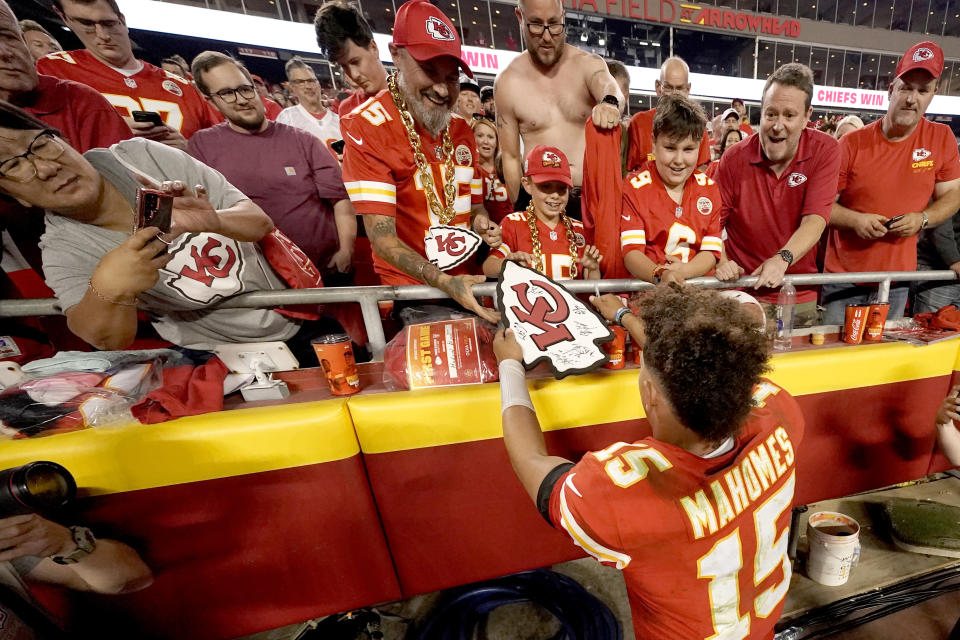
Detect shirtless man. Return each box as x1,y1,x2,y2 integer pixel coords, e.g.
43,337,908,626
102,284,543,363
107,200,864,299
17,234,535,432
495,0,624,217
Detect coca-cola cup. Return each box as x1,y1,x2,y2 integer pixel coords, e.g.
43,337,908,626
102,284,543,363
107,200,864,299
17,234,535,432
842,304,870,345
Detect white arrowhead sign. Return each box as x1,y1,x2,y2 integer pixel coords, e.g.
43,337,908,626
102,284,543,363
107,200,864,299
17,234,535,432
425,225,482,271
496,260,612,379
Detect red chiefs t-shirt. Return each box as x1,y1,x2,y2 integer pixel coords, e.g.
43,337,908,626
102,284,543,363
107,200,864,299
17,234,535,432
717,128,840,303
549,380,804,640
338,90,372,116
22,74,131,152
36,49,221,138
620,160,722,269
825,117,960,273
494,212,587,280
480,167,513,223
626,108,711,173
340,90,483,285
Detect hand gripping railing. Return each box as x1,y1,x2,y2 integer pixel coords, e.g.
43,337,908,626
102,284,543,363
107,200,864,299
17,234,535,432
1,270,956,361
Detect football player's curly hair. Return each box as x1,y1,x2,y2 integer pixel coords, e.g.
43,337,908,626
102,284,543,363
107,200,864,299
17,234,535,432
314,0,374,62
639,284,770,444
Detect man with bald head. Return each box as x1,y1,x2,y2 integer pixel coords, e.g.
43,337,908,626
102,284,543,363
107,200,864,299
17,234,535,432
626,57,710,173
495,0,624,218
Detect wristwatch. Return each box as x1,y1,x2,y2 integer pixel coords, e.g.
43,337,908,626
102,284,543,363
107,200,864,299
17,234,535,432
601,94,619,108
51,526,97,565
920,212,929,230
776,249,794,266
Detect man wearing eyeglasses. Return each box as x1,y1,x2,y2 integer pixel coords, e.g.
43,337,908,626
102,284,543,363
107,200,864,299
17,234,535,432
494,0,624,217
189,52,356,277
276,57,343,159
625,57,711,174
36,0,220,149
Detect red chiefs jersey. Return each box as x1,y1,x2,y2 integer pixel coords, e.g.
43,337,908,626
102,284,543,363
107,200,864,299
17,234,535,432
626,108,711,172
620,160,722,267
494,212,587,280
826,117,960,273
36,49,221,138
340,91,483,285
480,167,513,223
549,379,804,640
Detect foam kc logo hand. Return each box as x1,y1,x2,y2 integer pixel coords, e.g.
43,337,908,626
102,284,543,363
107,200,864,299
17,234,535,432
425,225,482,271
497,260,612,378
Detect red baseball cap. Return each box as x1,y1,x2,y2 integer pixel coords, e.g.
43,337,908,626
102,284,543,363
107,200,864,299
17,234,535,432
524,145,573,187
895,41,944,80
392,0,473,78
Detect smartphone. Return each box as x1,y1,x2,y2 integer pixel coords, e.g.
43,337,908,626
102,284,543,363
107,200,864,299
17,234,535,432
132,110,165,127
884,214,905,228
136,188,173,234
330,139,345,155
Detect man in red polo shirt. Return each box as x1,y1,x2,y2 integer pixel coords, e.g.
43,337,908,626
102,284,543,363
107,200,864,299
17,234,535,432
626,57,711,173
715,63,840,326
822,41,960,323
340,0,499,323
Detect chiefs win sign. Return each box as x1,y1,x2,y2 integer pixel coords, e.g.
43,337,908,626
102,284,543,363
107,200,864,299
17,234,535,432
565,0,802,39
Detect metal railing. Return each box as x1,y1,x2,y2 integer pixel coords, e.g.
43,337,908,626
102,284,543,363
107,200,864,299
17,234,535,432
1,270,956,361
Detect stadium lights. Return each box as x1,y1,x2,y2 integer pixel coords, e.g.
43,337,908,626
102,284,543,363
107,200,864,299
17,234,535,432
581,30,588,42
598,36,605,46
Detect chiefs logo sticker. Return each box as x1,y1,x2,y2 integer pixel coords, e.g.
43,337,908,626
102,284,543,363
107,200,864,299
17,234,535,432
787,172,807,187
425,225,481,270
425,16,454,41
697,196,713,215
455,144,473,166
912,148,931,162
161,79,183,97
573,232,586,248
497,260,612,378
913,47,934,62
163,233,244,303
541,151,562,168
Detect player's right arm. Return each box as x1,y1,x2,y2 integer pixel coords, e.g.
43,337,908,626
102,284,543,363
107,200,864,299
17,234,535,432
494,74,523,204
936,385,960,466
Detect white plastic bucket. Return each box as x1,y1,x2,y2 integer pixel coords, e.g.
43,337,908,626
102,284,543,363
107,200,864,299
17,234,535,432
806,511,861,586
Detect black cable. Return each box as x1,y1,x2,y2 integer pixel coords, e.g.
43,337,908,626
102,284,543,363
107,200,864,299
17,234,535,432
408,569,622,640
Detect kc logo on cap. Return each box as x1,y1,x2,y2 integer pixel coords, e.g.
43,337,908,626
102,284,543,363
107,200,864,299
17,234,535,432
913,47,934,62
426,16,454,40
542,151,562,168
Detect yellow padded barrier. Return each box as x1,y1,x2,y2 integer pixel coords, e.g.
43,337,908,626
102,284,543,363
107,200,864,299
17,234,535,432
350,340,960,454
0,399,356,496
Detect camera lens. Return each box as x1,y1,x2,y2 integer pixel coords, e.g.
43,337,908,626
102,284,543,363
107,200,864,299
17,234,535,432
0,462,76,517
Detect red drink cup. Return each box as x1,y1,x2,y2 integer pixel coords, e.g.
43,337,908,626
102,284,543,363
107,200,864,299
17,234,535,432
863,303,890,341
311,333,361,395
603,326,626,369
842,304,870,345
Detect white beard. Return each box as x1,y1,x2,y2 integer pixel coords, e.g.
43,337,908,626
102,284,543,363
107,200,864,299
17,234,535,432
398,72,452,137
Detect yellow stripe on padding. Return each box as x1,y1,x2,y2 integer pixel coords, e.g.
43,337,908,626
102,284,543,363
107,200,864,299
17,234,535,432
349,368,645,454
0,399,357,495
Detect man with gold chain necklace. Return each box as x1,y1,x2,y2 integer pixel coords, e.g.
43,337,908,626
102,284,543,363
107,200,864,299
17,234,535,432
340,0,500,323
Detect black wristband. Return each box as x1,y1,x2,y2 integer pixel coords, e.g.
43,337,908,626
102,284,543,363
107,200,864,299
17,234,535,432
601,94,619,108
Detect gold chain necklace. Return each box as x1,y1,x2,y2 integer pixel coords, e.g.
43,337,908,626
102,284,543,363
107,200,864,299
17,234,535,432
525,201,580,279
388,72,457,225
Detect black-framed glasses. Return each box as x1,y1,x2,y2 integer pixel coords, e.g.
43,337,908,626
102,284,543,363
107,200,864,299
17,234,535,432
62,14,123,34
0,131,65,183
525,20,565,36
211,84,258,103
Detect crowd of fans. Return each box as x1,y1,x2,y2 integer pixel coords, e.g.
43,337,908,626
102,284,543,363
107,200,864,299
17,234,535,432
0,0,956,359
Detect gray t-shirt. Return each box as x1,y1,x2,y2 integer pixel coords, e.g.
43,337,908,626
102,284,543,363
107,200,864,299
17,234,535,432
40,138,298,350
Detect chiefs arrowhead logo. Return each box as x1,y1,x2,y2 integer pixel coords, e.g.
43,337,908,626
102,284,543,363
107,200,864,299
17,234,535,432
497,260,612,378
541,151,562,168
787,172,807,187
913,47,934,62
425,225,481,271
912,148,931,162
425,16,454,41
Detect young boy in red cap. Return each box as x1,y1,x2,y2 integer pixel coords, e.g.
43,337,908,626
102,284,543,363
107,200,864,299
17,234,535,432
484,145,602,281
620,94,722,285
